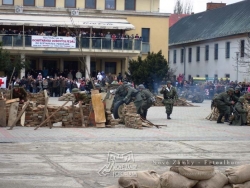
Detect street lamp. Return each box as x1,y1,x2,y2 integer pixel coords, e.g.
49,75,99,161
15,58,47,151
236,52,239,82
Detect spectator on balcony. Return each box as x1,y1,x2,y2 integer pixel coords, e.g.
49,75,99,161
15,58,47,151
105,32,111,48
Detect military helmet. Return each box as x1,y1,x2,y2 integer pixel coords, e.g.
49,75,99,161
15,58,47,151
125,83,132,88
227,88,234,93
71,88,80,94
167,81,171,84
138,84,145,89
239,96,245,103
14,84,19,88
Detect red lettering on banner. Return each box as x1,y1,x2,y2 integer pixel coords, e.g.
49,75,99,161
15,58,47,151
0,79,4,87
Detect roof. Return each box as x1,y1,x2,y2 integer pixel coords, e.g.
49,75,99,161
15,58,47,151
169,0,250,46
169,14,189,27
0,14,135,30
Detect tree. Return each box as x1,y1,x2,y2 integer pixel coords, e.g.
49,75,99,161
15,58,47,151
0,42,30,79
127,51,170,91
174,0,193,14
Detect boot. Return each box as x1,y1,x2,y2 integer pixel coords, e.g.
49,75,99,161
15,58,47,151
167,114,171,119
224,114,229,122
217,114,224,124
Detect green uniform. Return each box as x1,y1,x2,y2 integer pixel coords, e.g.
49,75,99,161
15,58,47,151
12,87,27,103
191,92,204,103
231,101,248,126
214,92,232,123
73,92,90,105
140,89,154,119
113,84,128,105
160,86,178,117
123,87,142,114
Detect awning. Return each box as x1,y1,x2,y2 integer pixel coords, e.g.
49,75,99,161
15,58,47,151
0,14,135,30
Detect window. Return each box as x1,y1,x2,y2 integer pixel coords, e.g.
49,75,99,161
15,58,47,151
141,28,150,43
181,48,184,63
125,0,135,10
240,40,245,57
196,75,200,77
23,0,35,6
214,43,218,60
105,62,116,74
86,0,96,9
188,47,192,63
173,50,177,64
65,0,76,8
3,0,13,5
105,0,116,9
205,45,209,61
205,74,208,79
226,42,230,58
44,0,55,7
196,46,200,62
225,74,230,78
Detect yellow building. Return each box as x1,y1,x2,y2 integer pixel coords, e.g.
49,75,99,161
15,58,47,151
0,0,169,78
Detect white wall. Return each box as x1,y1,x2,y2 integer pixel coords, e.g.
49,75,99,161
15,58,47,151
169,36,250,82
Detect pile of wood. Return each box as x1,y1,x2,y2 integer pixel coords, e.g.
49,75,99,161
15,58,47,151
105,111,120,128
58,93,75,101
206,107,220,121
155,96,195,107
244,103,250,124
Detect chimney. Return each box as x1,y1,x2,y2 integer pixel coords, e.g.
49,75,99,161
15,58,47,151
207,2,226,11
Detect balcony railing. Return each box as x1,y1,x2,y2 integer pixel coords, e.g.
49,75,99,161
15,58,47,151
0,35,148,52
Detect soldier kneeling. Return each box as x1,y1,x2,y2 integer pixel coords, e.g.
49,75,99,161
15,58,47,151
71,88,90,105
230,97,248,126
12,84,27,104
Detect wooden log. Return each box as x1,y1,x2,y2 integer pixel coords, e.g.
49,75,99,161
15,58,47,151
9,101,30,130
20,104,26,126
0,100,6,127
8,102,19,127
6,98,20,104
79,101,86,127
34,101,69,130
91,93,106,124
42,97,49,122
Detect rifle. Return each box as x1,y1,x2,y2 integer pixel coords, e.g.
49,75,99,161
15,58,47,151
231,106,240,120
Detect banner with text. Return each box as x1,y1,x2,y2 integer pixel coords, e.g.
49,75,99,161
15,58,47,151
31,36,76,48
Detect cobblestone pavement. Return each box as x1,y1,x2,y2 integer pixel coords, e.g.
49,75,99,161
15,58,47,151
0,98,250,187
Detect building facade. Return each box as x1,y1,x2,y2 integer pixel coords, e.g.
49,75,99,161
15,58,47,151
169,1,250,82
0,0,169,79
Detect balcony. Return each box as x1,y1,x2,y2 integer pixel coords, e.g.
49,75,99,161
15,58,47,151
0,35,149,55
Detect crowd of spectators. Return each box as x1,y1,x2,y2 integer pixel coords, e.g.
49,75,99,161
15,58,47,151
173,74,250,99
10,69,129,97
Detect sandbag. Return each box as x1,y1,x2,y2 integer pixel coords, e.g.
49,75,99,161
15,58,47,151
225,164,250,184
194,171,228,188
160,171,198,188
170,166,215,180
233,181,250,188
118,170,161,188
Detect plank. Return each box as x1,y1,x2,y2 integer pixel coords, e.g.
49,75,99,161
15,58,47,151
34,101,69,130
96,123,106,128
79,101,86,127
20,105,26,126
91,93,106,124
8,102,19,127
6,98,20,104
0,100,6,127
42,97,49,122
9,101,30,130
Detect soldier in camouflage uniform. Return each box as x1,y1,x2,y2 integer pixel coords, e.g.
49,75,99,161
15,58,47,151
245,93,250,105
12,84,28,104
214,88,235,123
231,96,248,126
138,84,155,120
122,85,143,114
113,82,128,105
71,88,90,105
160,81,178,120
